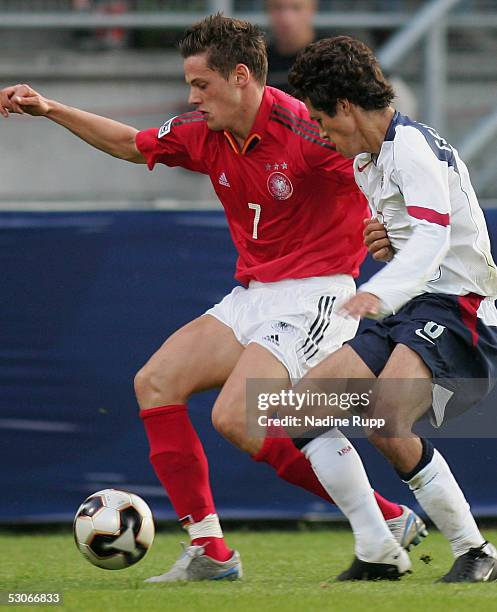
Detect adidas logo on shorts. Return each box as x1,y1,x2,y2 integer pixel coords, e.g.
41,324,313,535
262,334,280,346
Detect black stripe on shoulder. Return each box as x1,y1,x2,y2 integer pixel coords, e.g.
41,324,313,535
271,110,322,140
172,116,208,127
178,110,205,119
270,116,336,151
172,110,206,122
273,103,321,134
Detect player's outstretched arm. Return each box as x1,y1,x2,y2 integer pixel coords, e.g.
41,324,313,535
0,83,145,164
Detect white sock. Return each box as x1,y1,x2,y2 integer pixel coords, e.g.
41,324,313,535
303,429,397,561
406,449,485,557
186,513,224,541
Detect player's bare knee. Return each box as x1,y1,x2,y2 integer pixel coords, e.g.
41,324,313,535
368,431,408,459
366,394,410,436
212,404,246,448
134,359,185,410
211,405,231,436
134,365,159,408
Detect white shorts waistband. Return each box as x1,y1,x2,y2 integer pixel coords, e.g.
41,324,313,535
248,274,355,292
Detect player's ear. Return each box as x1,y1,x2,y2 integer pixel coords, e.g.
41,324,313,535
336,99,351,115
233,64,250,87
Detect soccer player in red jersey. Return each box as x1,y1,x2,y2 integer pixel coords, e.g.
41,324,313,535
0,15,425,582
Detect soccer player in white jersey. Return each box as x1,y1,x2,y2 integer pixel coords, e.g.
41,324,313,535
285,35,497,582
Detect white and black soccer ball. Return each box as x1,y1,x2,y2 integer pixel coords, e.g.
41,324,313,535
74,489,155,570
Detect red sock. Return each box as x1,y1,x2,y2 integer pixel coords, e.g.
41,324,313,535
252,425,402,520
371,492,403,520
140,404,232,561
190,536,232,561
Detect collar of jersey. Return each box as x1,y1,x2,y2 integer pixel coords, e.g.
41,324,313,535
374,110,400,165
383,110,400,143
223,86,274,155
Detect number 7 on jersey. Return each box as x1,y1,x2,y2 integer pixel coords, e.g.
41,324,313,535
248,202,261,239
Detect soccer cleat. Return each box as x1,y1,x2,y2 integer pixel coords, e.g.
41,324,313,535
386,505,428,551
145,543,242,583
337,540,411,581
438,542,497,583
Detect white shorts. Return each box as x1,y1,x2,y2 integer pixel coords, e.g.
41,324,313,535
204,275,359,380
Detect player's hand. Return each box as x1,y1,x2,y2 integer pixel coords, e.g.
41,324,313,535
363,217,394,262
0,84,51,118
339,292,381,319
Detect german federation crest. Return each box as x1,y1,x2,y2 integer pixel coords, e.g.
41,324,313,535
267,172,293,200
271,321,293,333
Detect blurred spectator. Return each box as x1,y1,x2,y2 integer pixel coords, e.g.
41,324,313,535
266,0,317,93
266,0,417,117
97,0,129,50
73,0,129,50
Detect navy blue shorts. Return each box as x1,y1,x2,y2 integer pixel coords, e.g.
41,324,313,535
347,293,497,422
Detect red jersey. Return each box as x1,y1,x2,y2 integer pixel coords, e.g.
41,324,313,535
136,86,368,285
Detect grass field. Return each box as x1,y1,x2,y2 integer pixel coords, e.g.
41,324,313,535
2,528,497,612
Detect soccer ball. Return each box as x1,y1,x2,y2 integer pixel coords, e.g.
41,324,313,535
73,489,155,570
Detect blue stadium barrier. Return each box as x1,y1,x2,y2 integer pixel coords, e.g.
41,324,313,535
1,209,496,523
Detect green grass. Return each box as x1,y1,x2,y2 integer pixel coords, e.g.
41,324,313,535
1,528,497,611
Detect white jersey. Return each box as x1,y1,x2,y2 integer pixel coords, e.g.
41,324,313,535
355,111,497,320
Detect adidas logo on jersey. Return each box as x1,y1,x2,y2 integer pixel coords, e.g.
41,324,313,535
219,172,230,187
262,334,280,346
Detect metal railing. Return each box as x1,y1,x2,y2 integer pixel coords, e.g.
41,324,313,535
375,0,497,195
2,9,497,28
377,0,462,136
1,0,496,195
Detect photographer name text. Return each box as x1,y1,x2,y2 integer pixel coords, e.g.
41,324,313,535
257,415,385,429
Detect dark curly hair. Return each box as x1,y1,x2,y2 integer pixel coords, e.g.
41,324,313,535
179,13,268,86
288,36,394,116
